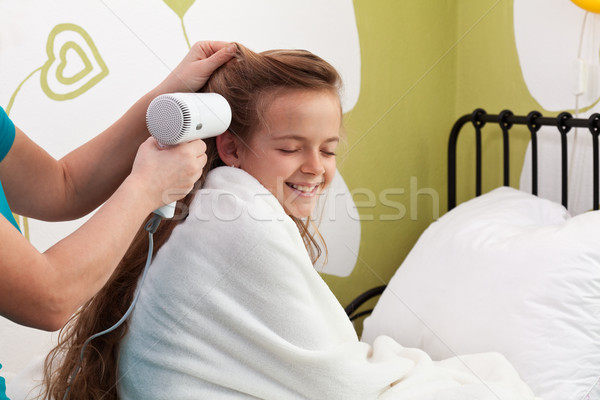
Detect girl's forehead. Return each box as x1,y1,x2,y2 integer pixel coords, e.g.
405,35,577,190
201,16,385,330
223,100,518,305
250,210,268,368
245,89,341,143
262,90,340,122
259,88,339,113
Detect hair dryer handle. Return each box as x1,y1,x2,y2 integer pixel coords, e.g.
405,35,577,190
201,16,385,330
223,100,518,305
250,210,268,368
154,202,176,219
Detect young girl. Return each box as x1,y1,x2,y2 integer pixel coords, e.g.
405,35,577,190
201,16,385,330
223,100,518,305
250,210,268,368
42,44,538,400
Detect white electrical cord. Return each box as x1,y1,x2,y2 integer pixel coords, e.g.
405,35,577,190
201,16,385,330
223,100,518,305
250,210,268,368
62,214,162,400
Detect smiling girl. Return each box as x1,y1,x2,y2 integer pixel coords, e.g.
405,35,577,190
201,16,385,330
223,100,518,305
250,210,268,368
42,43,345,400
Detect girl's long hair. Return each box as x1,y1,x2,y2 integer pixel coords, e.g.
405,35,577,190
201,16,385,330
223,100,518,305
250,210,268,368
41,43,342,400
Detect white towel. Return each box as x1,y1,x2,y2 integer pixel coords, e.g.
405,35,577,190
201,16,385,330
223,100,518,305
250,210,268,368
118,166,539,400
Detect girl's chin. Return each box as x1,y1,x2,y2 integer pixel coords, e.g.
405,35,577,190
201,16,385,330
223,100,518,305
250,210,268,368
279,189,322,218
285,204,317,219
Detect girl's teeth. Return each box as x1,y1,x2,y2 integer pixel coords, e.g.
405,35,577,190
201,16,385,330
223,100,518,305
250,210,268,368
290,184,313,192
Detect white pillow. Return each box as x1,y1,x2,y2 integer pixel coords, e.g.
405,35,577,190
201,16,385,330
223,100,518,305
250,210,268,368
362,187,600,400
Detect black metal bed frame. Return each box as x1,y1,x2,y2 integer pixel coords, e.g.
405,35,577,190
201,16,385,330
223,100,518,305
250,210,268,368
346,108,600,322
448,109,600,211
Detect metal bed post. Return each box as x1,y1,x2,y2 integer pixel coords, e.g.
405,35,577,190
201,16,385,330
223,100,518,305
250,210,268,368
526,111,542,196
473,109,486,197
499,110,514,187
556,112,572,208
447,114,472,211
588,113,600,211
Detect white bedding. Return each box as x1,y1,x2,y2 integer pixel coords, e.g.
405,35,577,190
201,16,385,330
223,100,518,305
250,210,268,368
117,167,539,399
363,187,600,400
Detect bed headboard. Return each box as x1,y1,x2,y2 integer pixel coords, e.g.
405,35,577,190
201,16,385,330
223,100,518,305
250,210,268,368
348,109,600,322
447,109,600,211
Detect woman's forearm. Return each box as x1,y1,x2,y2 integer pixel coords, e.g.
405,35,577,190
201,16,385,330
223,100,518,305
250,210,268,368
3,41,234,220
3,176,155,331
1,132,207,330
1,90,159,221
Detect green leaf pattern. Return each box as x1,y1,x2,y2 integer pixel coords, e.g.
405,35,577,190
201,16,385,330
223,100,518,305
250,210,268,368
163,0,196,49
163,0,195,19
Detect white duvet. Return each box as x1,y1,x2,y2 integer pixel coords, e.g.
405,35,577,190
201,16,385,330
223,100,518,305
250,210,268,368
117,166,539,400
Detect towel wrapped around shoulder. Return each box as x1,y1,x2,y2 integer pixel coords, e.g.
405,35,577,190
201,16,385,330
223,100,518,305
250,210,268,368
118,166,539,400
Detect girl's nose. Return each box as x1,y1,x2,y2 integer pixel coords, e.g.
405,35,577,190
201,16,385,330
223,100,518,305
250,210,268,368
301,150,325,175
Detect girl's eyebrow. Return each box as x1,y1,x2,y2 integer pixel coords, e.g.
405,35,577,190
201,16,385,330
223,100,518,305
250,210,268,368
272,134,340,143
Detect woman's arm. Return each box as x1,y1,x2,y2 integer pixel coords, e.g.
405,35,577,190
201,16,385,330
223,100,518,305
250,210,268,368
0,136,207,331
0,42,235,331
0,41,235,220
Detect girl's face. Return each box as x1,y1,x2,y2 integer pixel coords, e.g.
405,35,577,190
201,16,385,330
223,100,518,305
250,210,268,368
239,89,341,218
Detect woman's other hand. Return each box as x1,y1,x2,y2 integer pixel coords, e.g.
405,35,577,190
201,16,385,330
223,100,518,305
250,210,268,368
156,41,237,94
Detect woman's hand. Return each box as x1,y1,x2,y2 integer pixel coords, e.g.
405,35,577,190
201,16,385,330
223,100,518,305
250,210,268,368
156,41,237,94
127,137,208,211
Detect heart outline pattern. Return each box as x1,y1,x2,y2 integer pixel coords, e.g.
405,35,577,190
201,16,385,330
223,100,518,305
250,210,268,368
41,23,109,101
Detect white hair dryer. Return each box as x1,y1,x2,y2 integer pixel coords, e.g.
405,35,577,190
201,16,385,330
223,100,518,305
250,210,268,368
146,92,232,217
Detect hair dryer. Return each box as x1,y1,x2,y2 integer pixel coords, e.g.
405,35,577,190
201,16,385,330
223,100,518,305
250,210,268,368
146,92,232,217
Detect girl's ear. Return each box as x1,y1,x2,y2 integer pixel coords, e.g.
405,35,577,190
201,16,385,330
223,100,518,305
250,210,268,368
216,131,241,167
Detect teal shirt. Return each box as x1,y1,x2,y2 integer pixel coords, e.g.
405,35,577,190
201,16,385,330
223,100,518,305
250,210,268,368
0,106,19,231
0,106,16,400
0,363,8,400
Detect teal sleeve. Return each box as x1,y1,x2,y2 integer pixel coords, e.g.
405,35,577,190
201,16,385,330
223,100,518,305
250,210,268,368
0,363,10,400
0,106,15,163
0,181,19,231
0,107,19,231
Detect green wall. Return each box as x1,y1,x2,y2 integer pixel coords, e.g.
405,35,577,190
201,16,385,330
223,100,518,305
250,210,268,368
455,0,542,204
324,0,540,317
325,1,459,308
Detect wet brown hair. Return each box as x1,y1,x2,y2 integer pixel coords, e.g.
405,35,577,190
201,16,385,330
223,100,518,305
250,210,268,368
41,43,342,399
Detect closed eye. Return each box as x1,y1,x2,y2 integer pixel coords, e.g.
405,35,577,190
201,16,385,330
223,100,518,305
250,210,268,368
278,149,298,154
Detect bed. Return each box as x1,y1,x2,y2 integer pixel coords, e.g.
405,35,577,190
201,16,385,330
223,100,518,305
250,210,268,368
353,109,600,400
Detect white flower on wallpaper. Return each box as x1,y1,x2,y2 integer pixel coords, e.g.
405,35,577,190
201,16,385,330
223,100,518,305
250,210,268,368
514,0,600,214
155,0,363,276
177,0,361,113
105,0,362,277
0,0,362,277
514,0,600,111
0,1,361,393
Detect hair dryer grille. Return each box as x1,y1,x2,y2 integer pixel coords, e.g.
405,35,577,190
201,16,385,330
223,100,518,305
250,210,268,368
146,92,231,146
146,96,190,145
